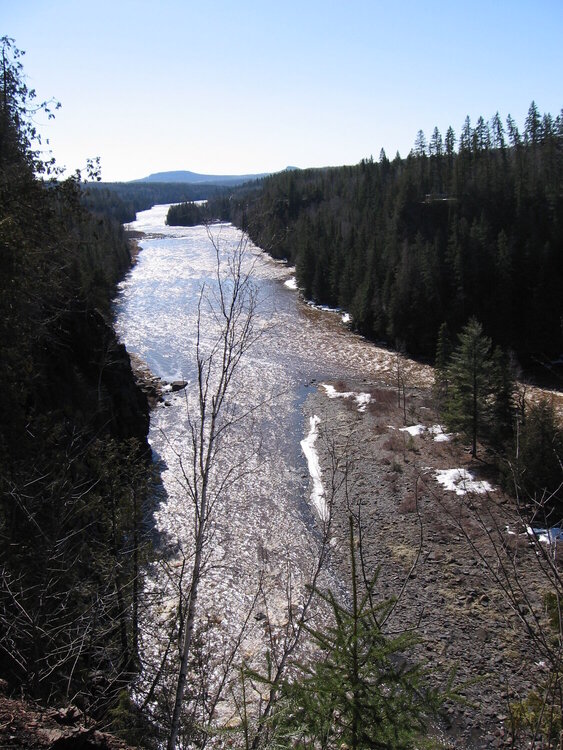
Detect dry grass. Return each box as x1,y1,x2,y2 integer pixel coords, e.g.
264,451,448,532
382,432,405,454
367,387,397,416
399,491,418,514
388,542,418,570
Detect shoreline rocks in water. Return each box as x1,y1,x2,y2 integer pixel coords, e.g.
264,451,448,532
128,353,165,408
128,353,188,408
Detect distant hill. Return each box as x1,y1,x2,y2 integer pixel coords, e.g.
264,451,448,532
134,170,269,185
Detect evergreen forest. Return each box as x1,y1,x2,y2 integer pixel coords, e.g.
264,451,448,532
83,181,226,223
0,37,152,718
175,104,563,369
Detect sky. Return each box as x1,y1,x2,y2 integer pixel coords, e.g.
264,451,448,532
3,0,562,182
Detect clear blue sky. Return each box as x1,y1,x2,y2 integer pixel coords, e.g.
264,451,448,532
3,0,562,181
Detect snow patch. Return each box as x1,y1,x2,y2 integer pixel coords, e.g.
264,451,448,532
398,423,452,441
429,424,453,442
400,424,425,437
300,415,329,521
435,468,495,496
526,526,563,545
506,524,563,547
306,300,352,325
284,276,298,290
321,383,372,412
433,432,452,442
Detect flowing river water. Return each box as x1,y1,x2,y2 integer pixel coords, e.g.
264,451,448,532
113,204,434,728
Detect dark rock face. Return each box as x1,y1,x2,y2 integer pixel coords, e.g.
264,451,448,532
47,306,151,454
87,311,150,446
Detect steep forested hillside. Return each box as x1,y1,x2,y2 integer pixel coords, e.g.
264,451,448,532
82,180,229,223
0,37,151,717
190,104,563,365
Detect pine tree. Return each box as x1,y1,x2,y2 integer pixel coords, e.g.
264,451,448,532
269,518,441,749
445,318,495,457
489,347,515,450
516,399,563,520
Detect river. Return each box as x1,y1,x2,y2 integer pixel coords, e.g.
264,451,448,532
113,204,433,733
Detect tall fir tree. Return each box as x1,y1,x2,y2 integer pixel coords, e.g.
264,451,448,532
269,517,441,750
445,318,495,457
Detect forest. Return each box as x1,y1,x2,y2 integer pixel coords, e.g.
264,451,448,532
0,37,152,722
82,180,227,223
171,103,563,370
2,31,563,749
168,103,563,542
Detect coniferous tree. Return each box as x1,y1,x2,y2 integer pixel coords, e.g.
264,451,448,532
200,103,563,365
445,318,495,457
0,37,151,715
516,399,563,521
269,518,441,750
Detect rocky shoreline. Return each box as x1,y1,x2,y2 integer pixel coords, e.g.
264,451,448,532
128,352,188,409
302,379,555,750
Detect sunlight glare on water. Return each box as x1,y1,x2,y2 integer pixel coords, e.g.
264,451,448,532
113,204,433,713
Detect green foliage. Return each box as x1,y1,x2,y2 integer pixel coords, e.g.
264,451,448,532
445,319,489,453
267,519,442,749
515,398,563,520
433,321,452,405
0,36,60,174
204,105,563,363
166,200,209,226
443,318,515,456
509,688,562,746
507,591,563,745
83,181,224,223
0,37,152,715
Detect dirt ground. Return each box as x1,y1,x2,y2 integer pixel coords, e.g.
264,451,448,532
0,686,136,749
304,378,560,750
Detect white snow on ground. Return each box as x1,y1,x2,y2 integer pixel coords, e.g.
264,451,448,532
306,299,353,325
400,424,425,437
506,524,563,547
399,423,453,441
526,526,563,545
428,424,453,442
284,276,298,290
300,415,329,521
321,383,372,412
433,432,452,442
435,468,495,496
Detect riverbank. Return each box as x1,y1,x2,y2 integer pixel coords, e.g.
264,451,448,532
303,378,554,750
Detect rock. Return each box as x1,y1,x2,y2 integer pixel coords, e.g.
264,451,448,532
48,704,84,725
170,380,188,392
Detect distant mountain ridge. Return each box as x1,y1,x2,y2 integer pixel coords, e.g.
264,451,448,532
134,170,270,185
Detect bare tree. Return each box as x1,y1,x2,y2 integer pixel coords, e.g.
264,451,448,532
167,229,262,750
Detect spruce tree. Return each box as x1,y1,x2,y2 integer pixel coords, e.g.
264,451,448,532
445,318,495,457
269,518,440,749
